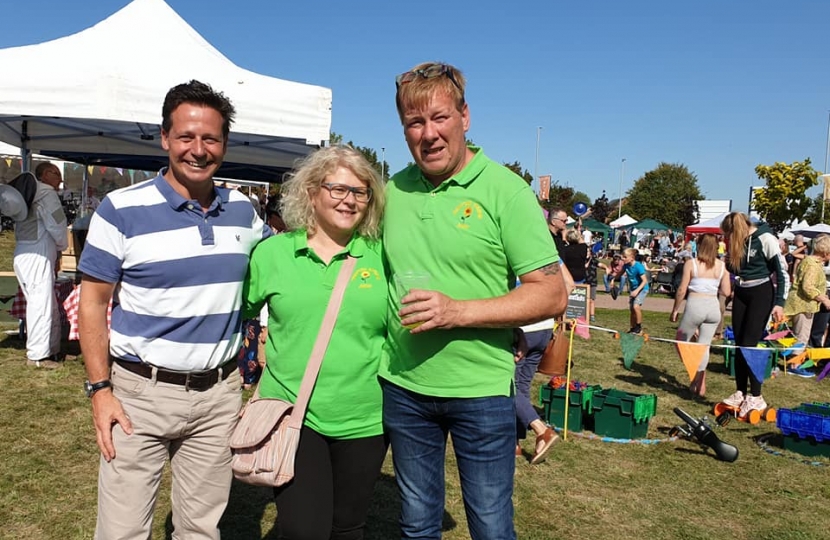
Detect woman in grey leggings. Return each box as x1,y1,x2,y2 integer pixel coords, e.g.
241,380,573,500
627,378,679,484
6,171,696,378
670,234,732,396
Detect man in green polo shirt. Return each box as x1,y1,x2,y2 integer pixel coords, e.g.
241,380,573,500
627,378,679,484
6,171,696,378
381,61,568,540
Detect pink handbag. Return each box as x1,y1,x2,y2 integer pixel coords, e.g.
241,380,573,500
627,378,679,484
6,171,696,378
230,256,356,487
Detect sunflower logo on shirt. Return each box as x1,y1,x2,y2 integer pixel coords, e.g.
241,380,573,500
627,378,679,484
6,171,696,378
351,267,381,289
453,201,483,229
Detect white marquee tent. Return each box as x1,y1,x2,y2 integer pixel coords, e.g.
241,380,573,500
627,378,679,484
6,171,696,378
0,0,332,182
609,214,637,228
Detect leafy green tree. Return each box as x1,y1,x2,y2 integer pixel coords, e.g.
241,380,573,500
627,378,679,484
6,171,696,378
622,162,704,228
802,193,829,225
752,159,819,232
502,161,533,185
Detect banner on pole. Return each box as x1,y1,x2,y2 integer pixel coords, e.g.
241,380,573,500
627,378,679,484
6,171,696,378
539,175,551,200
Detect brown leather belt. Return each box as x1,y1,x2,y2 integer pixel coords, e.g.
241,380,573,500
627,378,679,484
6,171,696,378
113,358,235,391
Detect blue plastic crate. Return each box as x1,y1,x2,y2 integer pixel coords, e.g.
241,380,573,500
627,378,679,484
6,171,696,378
777,404,830,443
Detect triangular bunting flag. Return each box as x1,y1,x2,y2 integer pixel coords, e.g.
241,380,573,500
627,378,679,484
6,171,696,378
801,359,815,370
786,350,808,366
115,168,123,175
676,342,708,382
574,317,590,340
87,165,94,175
808,348,830,361
776,337,797,348
740,347,771,383
620,333,644,370
4,158,10,167
765,329,790,341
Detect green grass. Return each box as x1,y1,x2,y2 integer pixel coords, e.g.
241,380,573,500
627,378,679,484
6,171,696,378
2,306,830,539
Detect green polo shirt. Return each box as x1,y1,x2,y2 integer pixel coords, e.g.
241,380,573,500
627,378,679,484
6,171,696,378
380,147,558,398
242,231,386,439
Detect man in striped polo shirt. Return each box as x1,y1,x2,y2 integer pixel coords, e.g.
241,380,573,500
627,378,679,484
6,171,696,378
78,80,271,539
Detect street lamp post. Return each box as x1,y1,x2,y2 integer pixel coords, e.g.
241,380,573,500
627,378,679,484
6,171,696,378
822,112,830,222
618,158,626,218
380,147,385,182
534,127,542,196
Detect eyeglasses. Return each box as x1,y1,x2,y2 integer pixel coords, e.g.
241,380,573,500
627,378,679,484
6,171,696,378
321,183,372,203
395,63,463,94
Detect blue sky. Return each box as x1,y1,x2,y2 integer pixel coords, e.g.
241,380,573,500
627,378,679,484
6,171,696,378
3,0,829,212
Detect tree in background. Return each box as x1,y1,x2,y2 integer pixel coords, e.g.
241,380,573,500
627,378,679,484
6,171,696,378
803,193,830,225
591,191,613,223
329,132,388,179
752,159,819,232
622,162,704,229
502,161,534,185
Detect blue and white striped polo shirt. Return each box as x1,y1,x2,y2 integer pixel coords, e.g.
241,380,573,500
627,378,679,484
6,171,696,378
79,171,271,371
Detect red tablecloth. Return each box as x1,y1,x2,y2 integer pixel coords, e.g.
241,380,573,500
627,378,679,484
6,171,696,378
8,277,74,324
62,283,112,341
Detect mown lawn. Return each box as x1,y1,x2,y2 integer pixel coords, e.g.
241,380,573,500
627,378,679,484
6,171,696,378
1,303,829,539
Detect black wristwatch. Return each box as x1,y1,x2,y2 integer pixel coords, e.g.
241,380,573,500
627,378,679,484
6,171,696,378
84,379,112,398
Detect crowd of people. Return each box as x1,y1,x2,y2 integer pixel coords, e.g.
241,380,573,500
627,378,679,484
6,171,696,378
3,60,825,539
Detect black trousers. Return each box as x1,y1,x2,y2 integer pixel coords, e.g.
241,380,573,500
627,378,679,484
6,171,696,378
731,281,773,396
810,297,830,347
274,426,388,540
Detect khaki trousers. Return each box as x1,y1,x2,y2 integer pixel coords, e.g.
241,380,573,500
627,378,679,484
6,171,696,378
95,362,242,540
792,312,814,346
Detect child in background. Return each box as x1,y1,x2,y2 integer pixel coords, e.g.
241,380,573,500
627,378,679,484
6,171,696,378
621,248,650,334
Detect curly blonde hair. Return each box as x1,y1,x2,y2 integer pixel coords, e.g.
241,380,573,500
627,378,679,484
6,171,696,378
280,146,385,240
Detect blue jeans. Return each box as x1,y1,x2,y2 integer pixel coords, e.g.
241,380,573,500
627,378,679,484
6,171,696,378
381,380,517,540
514,328,552,439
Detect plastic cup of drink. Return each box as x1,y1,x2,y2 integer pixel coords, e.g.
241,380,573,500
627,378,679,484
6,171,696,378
393,271,431,328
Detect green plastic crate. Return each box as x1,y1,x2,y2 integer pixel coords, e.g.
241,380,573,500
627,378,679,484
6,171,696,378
539,384,601,432
591,388,657,439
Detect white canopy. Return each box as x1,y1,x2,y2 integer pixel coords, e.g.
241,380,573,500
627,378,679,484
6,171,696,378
609,214,637,228
0,0,332,181
791,223,830,239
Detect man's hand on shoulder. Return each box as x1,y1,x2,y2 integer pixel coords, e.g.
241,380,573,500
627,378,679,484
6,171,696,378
91,390,133,462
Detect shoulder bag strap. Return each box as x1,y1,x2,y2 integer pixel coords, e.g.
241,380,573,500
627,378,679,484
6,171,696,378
286,255,357,428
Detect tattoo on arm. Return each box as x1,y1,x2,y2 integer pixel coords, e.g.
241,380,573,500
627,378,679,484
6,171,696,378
539,263,560,276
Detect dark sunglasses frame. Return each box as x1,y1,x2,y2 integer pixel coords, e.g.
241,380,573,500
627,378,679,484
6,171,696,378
395,63,463,95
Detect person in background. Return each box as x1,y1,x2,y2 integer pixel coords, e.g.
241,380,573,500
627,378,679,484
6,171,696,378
791,234,808,276
605,253,624,294
618,230,629,250
783,234,830,345
719,212,785,416
547,206,568,255
13,162,68,369
78,80,269,539
514,313,558,464
382,61,568,539
780,238,795,281
562,228,589,284
670,234,731,396
243,146,388,539
618,247,649,334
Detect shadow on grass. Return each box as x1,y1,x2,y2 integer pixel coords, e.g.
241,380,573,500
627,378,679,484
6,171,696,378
162,472,456,539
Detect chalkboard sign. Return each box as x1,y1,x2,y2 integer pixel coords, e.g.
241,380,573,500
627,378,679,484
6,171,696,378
565,284,590,320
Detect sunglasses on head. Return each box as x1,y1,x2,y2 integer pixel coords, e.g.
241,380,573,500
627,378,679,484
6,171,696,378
395,63,463,95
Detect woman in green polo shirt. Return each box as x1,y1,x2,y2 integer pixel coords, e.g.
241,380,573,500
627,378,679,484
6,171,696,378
242,146,387,539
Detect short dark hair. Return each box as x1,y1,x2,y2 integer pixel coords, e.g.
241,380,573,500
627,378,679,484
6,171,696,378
161,80,236,138
34,162,55,180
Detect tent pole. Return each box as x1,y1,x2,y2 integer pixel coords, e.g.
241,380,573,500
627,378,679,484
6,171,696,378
20,121,31,173
81,160,89,218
